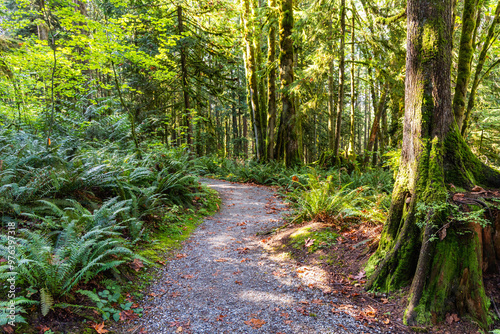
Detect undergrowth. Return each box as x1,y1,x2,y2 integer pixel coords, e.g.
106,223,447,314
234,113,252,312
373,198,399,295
0,128,218,331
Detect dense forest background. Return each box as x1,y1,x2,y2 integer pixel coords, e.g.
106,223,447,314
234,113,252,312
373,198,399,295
0,0,498,165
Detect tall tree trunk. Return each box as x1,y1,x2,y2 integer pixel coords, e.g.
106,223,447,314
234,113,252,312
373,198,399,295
267,0,277,161
242,0,263,160
365,0,500,328
348,3,356,157
363,81,388,165
328,60,335,150
333,0,345,158
276,0,299,166
177,6,192,147
452,0,480,130
462,0,500,135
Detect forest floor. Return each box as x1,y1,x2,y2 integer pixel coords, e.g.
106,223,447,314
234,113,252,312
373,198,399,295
116,179,486,334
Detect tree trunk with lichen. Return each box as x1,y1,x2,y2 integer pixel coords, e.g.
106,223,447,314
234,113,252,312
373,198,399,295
275,0,299,166
452,0,480,130
242,0,264,160
365,0,500,329
267,0,277,161
333,0,345,158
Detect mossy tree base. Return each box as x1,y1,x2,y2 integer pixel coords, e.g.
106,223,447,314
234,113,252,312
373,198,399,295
365,0,500,329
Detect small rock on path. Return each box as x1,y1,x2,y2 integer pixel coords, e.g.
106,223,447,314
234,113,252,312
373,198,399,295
136,179,383,334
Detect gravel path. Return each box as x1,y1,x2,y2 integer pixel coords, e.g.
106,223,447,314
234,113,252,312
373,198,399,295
138,179,382,334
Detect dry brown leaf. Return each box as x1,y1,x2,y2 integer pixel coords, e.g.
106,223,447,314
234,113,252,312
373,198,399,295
446,313,460,325
176,253,187,259
439,223,450,240
2,325,14,334
92,322,109,334
176,326,183,332
304,238,315,248
244,318,266,329
129,258,144,272
215,259,228,262
181,274,194,279
471,186,486,193
235,280,243,285
353,270,366,280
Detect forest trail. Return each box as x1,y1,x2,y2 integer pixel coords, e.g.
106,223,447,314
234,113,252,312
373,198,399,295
131,179,386,334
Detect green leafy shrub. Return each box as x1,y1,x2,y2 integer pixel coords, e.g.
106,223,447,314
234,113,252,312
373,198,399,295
0,224,134,315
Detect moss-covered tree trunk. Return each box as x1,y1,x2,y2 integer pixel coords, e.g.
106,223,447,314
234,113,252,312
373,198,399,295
365,0,500,328
267,0,277,161
348,2,356,157
452,0,480,130
242,0,263,160
462,0,500,135
333,0,345,158
363,80,388,165
177,6,192,147
275,0,299,166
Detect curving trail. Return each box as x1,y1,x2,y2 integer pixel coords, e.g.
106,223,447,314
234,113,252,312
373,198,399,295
130,179,385,334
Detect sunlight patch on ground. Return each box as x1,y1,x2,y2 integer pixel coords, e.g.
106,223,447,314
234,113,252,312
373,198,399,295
238,289,295,305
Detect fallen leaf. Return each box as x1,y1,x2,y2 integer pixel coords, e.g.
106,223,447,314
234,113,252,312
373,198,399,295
92,322,109,334
299,300,310,305
129,258,144,272
2,325,14,334
284,320,293,325
244,318,266,329
241,258,250,262
176,253,187,259
39,325,51,333
312,299,323,305
235,280,243,285
304,238,315,248
446,313,460,325
439,223,450,241
471,185,486,193
353,270,366,280
181,274,194,279
383,318,390,324
215,259,228,262
176,326,183,332
216,314,226,321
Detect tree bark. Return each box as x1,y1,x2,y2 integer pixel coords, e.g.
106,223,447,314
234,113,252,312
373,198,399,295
242,0,263,160
348,2,356,157
363,81,388,165
452,0,480,130
177,6,192,147
365,0,500,328
275,0,299,166
267,0,277,161
462,0,500,135
333,0,345,158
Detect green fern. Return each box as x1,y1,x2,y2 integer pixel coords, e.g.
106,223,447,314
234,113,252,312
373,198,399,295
40,288,53,316
0,297,38,326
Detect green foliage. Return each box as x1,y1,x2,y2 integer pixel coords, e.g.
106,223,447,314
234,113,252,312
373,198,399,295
0,223,134,309
0,297,38,326
290,227,339,253
290,172,389,225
